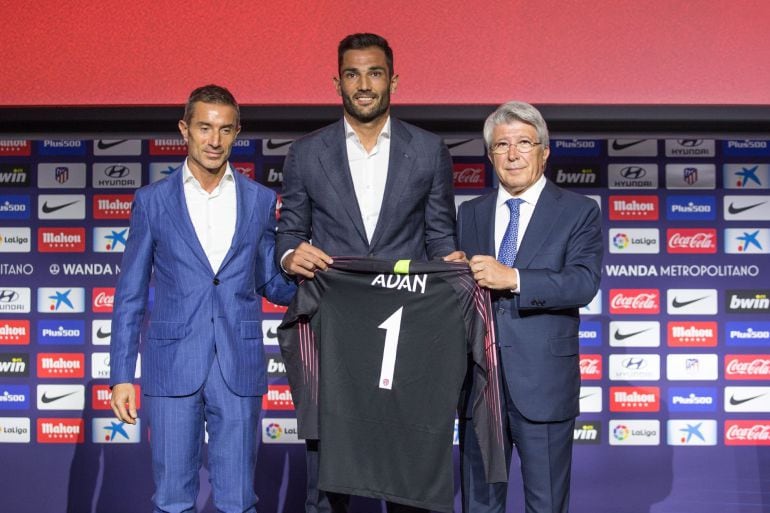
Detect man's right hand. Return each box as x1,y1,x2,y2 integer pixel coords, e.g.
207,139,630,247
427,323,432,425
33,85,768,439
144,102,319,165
282,242,333,279
110,383,138,424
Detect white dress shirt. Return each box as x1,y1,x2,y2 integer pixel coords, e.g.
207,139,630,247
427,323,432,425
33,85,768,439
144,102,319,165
494,175,547,293
344,116,391,242
182,160,237,273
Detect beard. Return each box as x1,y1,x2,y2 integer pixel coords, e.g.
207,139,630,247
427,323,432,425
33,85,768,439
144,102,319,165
341,89,391,124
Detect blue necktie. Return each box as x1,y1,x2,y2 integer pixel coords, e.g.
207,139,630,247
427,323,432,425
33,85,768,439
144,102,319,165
498,198,523,267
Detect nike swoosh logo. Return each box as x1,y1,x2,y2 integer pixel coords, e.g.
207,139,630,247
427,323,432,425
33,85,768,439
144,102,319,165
728,202,767,215
671,296,708,308
265,140,292,150
729,393,766,406
613,328,651,340
41,391,78,403
97,139,128,150
41,200,79,213
611,140,647,151
579,394,594,400
446,139,475,149
96,327,111,338
267,327,277,339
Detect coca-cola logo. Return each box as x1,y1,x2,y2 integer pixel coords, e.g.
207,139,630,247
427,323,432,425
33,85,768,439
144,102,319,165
92,288,115,313
610,290,660,314
579,355,601,379
667,229,717,254
725,422,770,445
452,164,485,188
725,356,770,379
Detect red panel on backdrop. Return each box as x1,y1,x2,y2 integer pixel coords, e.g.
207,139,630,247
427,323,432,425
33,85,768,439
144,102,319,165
1,1,769,106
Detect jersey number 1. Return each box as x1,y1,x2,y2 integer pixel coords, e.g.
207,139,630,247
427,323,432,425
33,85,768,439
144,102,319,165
378,307,403,390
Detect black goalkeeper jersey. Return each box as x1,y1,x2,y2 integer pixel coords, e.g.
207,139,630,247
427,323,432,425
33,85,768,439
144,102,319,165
278,258,506,512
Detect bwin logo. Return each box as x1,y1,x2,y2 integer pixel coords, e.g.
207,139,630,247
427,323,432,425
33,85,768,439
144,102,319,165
621,166,647,179
0,290,19,303
104,165,130,178
678,139,703,147
623,357,647,370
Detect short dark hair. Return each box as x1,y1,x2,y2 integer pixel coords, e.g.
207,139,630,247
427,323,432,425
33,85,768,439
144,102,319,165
183,84,240,125
338,33,394,76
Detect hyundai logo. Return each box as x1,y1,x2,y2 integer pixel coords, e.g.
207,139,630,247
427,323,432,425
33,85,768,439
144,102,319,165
0,290,19,302
620,166,647,179
104,165,130,178
678,139,703,147
622,357,647,370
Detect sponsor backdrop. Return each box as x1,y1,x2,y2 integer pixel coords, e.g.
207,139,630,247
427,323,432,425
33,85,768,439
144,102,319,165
0,136,769,513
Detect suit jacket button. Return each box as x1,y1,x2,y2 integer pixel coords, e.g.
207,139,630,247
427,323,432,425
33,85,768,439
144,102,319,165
213,278,220,286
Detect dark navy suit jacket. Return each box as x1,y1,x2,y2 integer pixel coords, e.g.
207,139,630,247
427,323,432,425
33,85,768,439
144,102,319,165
458,180,602,422
276,118,457,260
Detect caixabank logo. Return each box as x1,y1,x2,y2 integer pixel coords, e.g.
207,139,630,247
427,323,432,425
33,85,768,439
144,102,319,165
37,287,85,313
92,418,141,443
724,228,770,254
667,420,717,446
0,353,29,377
723,163,769,189
726,290,770,313
92,227,129,253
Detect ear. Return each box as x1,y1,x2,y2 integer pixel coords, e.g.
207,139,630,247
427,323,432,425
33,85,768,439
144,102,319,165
390,73,399,94
333,76,342,96
178,120,189,144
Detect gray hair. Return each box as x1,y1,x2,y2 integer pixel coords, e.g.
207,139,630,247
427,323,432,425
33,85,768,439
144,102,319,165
483,101,549,149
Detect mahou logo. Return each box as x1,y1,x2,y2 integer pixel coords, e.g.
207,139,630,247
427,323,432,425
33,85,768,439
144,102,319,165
233,162,255,180
579,354,602,380
666,228,717,254
92,384,141,410
149,138,187,155
610,289,660,314
724,421,770,446
725,355,770,380
668,322,718,347
262,385,295,410
92,288,115,313
37,418,84,443
37,353,85,378
0,320,30,345
608,195,659,220
452,164,485,188
93,194,133,219
38,227,86,252
0,140,31,156
262,297,287,314
610,386,660,412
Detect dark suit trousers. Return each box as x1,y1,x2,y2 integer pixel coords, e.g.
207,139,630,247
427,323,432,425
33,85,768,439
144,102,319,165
461,371,575,513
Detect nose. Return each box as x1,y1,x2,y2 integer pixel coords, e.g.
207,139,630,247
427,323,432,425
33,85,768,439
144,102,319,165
506,145,520,160
209,130,221,147
358,74,371,91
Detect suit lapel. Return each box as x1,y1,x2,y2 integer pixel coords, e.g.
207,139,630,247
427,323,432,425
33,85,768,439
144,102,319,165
514,181,564,268
368,118,414,250
318,121,368,245
162,167,213,274
216,170,253,273
473,193,498,256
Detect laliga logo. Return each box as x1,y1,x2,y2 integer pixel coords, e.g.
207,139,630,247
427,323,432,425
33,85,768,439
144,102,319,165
612,233,629,249
612,424,630,441
265,423,282,439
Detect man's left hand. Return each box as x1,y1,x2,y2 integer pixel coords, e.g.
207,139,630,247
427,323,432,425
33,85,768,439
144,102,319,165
443,250,467,263
469,255,517,290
